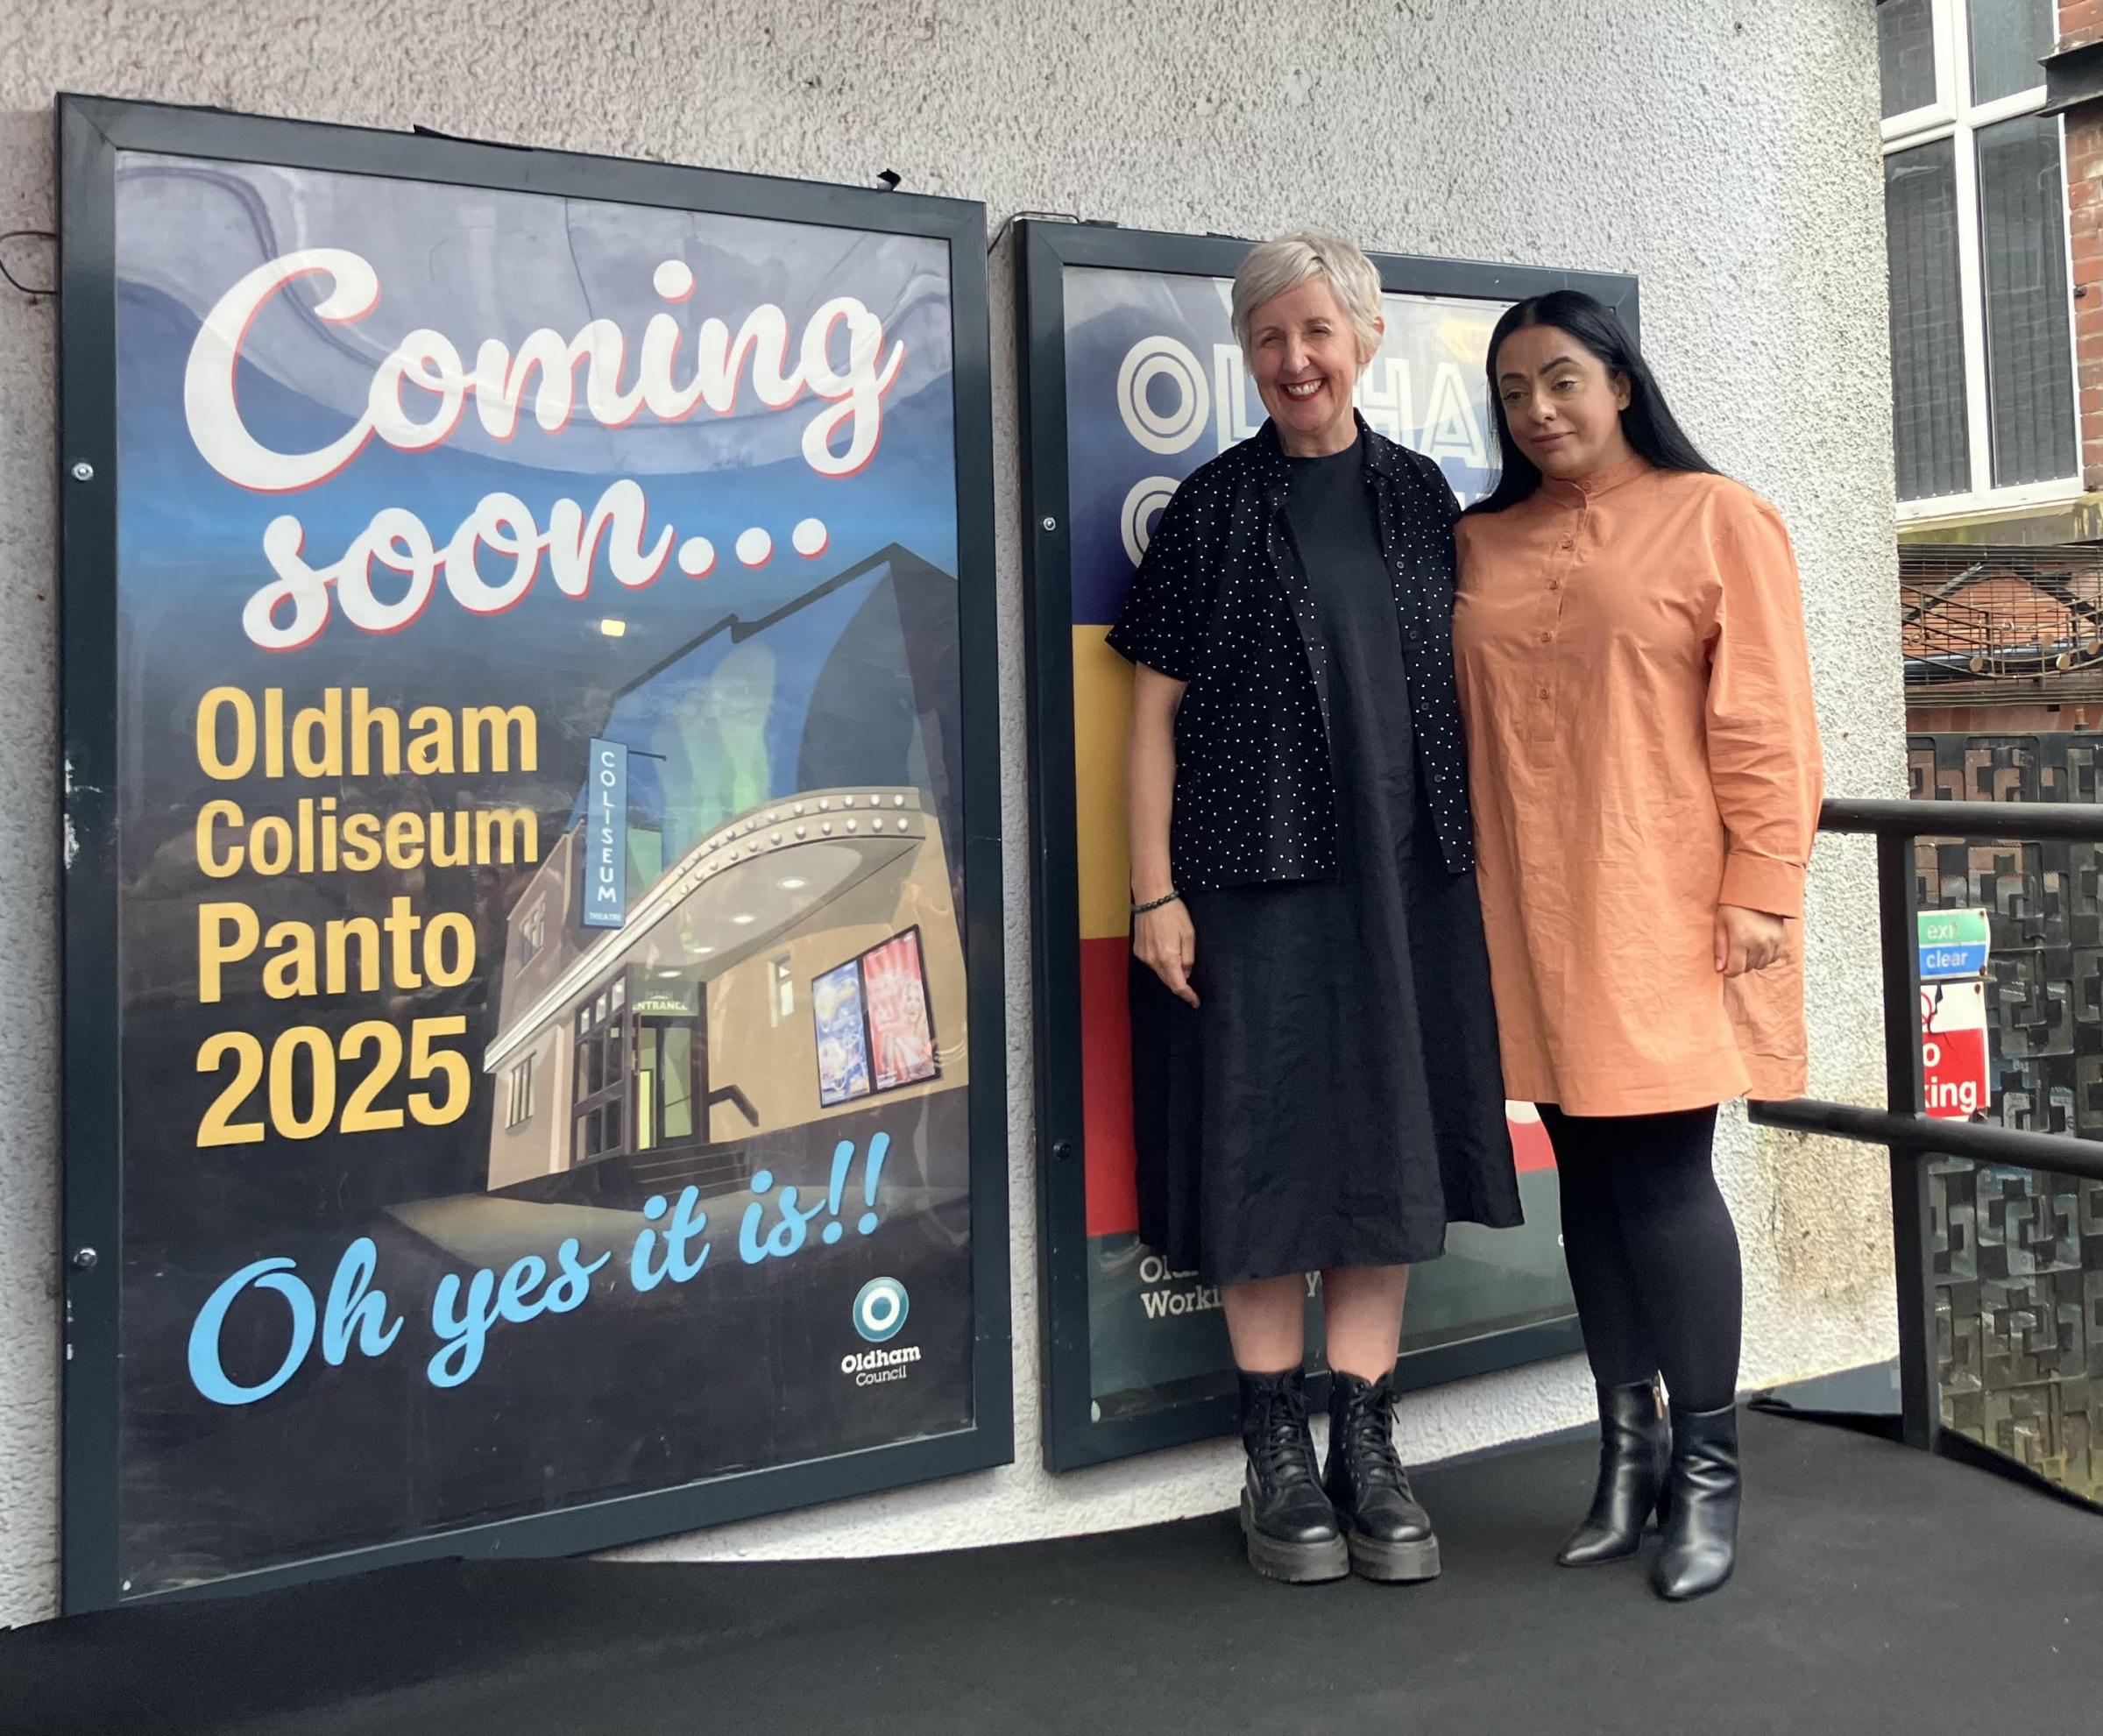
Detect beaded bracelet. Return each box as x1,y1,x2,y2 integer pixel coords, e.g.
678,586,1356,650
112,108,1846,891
1130,890,1182,916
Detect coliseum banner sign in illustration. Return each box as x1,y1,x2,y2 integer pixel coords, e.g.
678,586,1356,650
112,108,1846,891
58,98,1007,1605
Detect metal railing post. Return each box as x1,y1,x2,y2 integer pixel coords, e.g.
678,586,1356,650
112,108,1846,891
1877,833,1938,1453
1750,798,2103,1468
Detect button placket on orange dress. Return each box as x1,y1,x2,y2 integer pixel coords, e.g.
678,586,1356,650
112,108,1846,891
1453,457,1823,1117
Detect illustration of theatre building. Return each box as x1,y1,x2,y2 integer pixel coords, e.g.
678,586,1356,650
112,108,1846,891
479,544,970,1203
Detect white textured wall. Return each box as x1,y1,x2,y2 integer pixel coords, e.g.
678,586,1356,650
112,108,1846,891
0,0,1899,1623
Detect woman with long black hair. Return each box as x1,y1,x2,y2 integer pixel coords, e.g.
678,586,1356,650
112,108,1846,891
1452,290,1822,1601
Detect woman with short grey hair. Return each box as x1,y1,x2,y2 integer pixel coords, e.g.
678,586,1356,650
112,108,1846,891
1110,230,1520,1584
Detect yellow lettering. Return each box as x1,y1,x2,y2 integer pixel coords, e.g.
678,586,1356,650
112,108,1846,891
250,816,294,875
384,811,426,868
424,912,476,987
196,800,244,877
291,689,343,778
385,896,423,988
476,807,540,866
263,688,285,779
262,920,316,999
407,706,453,776
195,688,255,781
340,814,382,872
349,687,400,777
326,917,382,995
428,811,469,869
461,705,536,774
198,902,260,1004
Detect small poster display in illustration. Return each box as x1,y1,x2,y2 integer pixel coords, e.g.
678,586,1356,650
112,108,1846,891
814,959,874,1108
865,930,939,1091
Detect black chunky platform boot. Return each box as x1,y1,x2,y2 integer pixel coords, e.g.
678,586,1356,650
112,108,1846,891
1322,1370,1441,1582
1236,1368,1349,1584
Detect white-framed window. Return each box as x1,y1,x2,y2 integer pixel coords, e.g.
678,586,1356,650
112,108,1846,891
518,897,545,966
1880,0,2078,517
506,1053,536,1129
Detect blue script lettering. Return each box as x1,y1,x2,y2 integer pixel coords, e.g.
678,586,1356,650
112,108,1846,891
739,1170,831,1266
188,1257,317,1407
630,1188,711,1291
428,1241,612,1387
543,1236,606,1314
322,1236,402,1365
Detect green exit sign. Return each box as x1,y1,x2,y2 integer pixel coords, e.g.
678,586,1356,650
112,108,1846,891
1917,910,1989,949
1918,908,1991,981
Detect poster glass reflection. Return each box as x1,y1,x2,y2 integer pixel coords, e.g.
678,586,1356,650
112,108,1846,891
1020,222,1639,1468
58,97,1007,1605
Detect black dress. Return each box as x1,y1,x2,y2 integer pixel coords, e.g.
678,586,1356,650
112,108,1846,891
1133,439,1520,1286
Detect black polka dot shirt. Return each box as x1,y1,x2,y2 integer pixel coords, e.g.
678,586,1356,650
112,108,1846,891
1106,414,1476,893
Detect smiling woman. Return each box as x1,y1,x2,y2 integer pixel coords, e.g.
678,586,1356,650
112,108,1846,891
1229,237,1384,457
1453,288,1823,1604
1106,230,1520,1588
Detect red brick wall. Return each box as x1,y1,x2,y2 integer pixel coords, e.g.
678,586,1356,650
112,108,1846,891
1908,701,2103,732
2065,1,2103,486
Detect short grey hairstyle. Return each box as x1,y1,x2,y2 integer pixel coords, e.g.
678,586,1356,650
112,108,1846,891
1230,230,1384,365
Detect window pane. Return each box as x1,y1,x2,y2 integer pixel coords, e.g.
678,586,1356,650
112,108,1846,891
1880,0,1938,117
1978,115,2077,486
662,1027,694,1141
1968,0,2053,105
1886,139,1972,500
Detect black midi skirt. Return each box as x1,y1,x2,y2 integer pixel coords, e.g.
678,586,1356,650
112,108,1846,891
1127,446,1520,1287
1130,853,1522,1286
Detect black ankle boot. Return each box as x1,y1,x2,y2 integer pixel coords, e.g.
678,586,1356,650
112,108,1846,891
1653,1402,1739,1601
1322,1371,1441,1582
1558,1381,1670,1567
1236,1368,1348,1584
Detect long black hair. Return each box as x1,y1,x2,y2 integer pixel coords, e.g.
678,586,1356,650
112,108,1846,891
1466,289,1717,515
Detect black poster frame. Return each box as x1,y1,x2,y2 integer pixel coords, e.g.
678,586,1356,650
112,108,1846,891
57,94,1010,1611
1017,219,1635,1472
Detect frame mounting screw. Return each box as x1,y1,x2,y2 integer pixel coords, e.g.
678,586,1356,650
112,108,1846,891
70,1247,97,1271
70,462,94,483
1041,516,1057,532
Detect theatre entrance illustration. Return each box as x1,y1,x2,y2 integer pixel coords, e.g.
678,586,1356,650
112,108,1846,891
483,543,969,1211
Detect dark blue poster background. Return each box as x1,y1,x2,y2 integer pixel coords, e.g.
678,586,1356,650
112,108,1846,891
110,152,981,1594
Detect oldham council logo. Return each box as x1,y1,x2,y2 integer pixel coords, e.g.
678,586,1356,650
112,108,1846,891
852,1277,910,1343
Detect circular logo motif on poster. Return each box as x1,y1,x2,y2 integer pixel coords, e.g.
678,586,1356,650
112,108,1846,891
853,1277,910,1343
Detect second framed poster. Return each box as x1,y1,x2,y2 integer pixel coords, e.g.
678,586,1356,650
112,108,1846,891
1019,220,1638,1470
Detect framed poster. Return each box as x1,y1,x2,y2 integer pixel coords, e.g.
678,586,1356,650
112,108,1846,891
57,96,1009,1609
812,959,874,1109
863,931,939,1092
1018,219,1638,1470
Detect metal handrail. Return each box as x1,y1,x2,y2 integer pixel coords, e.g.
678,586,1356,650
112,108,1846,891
1745,794,2103,1454
1751,1098,2103,1184
1813,795,2103,844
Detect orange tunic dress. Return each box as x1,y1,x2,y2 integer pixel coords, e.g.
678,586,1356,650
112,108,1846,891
1452,457,1823,1116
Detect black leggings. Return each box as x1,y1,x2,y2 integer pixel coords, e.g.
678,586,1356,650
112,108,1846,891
1539,1104,1741,1414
